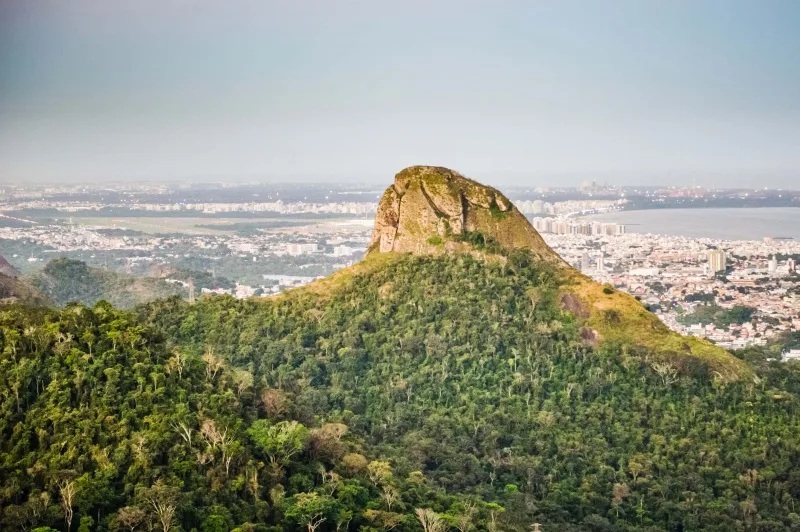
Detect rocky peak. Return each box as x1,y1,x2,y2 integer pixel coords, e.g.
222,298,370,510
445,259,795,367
369,166,564,263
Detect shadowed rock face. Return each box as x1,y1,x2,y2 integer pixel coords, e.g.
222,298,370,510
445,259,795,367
0,255,18,277
370,166,565,264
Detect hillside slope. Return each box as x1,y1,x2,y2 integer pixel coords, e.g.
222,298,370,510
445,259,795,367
0,272,52,306
134,251,798,530
28,257,185,308
0,255,18,277
3,253,796,531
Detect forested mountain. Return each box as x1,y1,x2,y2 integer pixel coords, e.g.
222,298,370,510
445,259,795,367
0,272,52,307
28,258,186,309
368,166,747,380
0,255,50,306
1,167,800,531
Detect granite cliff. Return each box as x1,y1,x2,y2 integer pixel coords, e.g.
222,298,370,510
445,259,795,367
369,166,565,264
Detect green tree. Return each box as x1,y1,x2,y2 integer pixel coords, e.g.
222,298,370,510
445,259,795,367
247,420,309,466
285,493,336,532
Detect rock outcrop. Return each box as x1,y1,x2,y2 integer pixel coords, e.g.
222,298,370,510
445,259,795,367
363,166,750,380
369,166,565,264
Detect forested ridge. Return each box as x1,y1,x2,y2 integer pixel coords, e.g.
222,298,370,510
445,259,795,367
0,273,52,307
2,252,800,531
29,258,185,309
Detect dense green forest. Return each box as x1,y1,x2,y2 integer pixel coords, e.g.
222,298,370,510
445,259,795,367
2,251,800,531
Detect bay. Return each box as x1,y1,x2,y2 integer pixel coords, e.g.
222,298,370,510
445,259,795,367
586,207,800,240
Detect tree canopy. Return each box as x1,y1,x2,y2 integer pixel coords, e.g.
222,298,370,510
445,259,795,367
2,252,800,531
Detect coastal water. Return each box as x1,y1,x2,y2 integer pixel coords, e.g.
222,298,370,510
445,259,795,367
586,207,800,240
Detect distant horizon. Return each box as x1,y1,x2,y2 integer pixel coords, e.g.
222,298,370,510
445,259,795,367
2,170,799,191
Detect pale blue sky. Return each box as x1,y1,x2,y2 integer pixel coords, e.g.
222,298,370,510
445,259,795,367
1,0,798,186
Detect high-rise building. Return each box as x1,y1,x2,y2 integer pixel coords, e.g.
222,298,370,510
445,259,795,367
596,254,605,272
768,255,778,274
707,250,726,273
581,252,591,272
788,258,797,273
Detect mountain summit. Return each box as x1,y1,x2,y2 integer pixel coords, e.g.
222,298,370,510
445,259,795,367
369,166,564,264
362,166,749,380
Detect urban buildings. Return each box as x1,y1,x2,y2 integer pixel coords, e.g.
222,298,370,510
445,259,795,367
708,250,726,273
782,349,800,362
532,218,626,236
544,231,800,351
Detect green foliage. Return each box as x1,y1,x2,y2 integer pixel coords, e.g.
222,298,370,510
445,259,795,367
284,492,337,530
679,303,756,327
2,252,800,531
166,267,235,291
77,515,94,532
452,231,505,255
248,420,309,465
778,331,800,351
488,201,511,221
684,292,715,303
0,294,493,532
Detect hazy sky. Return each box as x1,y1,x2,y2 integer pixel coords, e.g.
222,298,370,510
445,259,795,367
1,1,798,186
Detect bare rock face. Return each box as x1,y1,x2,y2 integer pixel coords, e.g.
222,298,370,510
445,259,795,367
369,166,565,264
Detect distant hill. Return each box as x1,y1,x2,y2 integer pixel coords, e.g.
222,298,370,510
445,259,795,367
0,255,18,277
0,272,52,306
150,263,236,291
28,257,186,308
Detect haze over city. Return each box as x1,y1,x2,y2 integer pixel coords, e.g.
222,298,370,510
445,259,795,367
1,0,799,186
